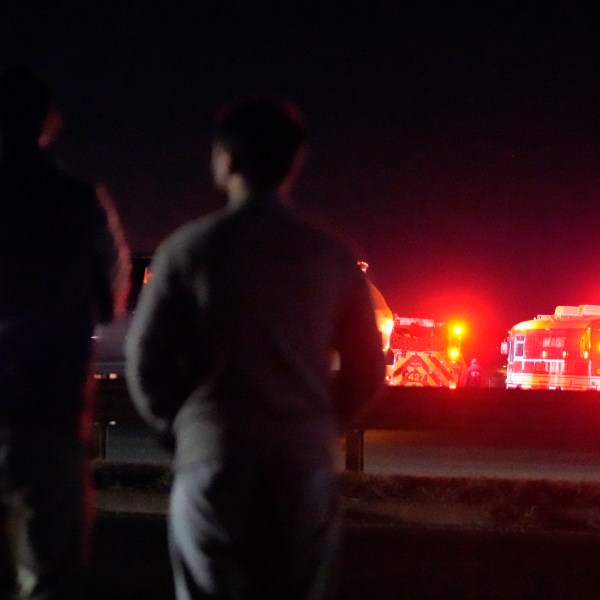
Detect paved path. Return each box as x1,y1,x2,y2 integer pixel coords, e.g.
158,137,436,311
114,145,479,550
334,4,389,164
105,423,600,482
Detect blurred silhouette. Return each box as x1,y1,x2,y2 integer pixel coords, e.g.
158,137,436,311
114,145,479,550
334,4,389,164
126,99,385,599
463,358,483,387
0,66,129,599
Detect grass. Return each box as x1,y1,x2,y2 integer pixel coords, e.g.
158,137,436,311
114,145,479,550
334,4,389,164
92,461,600,532
338,471,600,506
339,471,600,531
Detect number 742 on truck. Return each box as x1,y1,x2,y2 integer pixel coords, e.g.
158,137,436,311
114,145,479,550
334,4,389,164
386,317,467,388
359,261,467,388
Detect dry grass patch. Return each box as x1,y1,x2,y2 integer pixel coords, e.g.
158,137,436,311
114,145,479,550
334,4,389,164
339,472,600,532
92,463,600,532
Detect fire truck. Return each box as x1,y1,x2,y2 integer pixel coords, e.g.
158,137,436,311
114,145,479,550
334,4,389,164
502,304,600,390
386,316,467,388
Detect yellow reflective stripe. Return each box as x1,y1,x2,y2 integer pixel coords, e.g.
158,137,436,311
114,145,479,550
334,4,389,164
392,353,453,386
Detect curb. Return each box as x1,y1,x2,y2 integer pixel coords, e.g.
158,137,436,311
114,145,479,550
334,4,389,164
92,462,600,534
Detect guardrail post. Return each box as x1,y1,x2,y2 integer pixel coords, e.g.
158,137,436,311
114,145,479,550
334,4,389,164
345,429,364,472
94,422,108,460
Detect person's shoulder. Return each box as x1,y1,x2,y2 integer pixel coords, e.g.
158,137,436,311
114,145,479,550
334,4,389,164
152,208,231,268
37,155,95,196
35,160,103,217
0,152,95,199
167,208,231,248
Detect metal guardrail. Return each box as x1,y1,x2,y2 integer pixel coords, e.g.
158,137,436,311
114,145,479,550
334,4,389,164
344,386,600,471
94,378,142,459
94,380,600,468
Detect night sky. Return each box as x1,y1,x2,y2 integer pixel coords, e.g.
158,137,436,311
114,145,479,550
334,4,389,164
2,2,600,365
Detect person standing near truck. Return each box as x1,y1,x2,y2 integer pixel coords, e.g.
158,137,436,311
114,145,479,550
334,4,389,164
126,99,385,599
462,357,483,387
0,66,129,599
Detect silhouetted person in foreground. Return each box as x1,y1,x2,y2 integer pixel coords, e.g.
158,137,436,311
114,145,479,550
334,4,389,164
126,99,385,599
0,67,129,599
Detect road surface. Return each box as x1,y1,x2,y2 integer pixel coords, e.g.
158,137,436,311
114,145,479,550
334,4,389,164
357,429,600,481
104,425,600,481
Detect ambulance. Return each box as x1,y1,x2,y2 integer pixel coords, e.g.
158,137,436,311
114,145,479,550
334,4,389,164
502,304,600,390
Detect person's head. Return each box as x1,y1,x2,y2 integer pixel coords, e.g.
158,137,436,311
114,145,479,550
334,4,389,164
0,66,61,152
211,99,306,200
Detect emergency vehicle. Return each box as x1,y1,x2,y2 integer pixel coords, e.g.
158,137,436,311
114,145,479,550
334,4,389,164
387,317,467,388
502,304,600,390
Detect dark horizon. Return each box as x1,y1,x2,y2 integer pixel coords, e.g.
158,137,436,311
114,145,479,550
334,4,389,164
3,2,600,365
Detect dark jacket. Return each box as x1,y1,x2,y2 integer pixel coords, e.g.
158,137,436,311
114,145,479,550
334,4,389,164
0,149,129,429
126,197,385,466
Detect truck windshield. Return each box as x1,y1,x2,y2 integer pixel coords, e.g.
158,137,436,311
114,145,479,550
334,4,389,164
391,323,446,353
